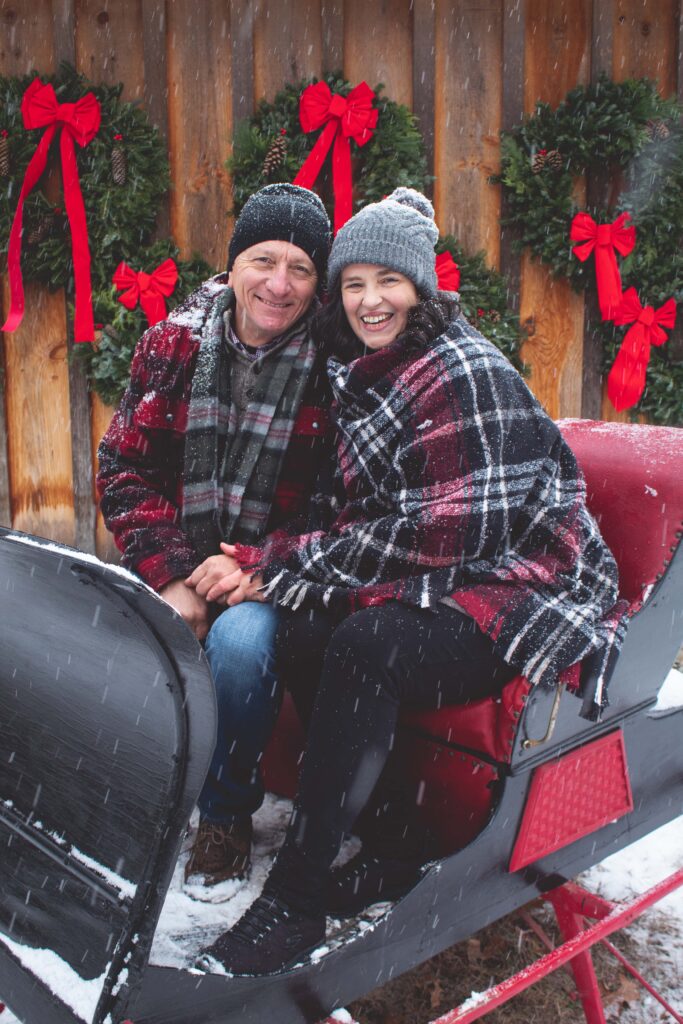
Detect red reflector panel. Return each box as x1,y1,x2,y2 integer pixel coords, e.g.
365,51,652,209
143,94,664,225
509,730,634,873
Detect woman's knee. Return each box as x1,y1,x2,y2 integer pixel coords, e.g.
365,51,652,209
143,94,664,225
275,607,336,665
322,608,404,700
326,607,401,670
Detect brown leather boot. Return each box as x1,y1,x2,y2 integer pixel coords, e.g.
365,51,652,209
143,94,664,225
184,818,253,886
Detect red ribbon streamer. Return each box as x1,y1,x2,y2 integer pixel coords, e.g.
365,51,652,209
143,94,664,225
112,258,179,327
570,211,636,321
293,80,378,234
3,79,101,343
435,251,461,292
607,287,676,411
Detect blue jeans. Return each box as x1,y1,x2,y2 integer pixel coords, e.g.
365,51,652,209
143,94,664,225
198,601,282,824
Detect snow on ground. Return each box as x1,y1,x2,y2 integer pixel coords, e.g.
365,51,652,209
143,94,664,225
580,815,683,1021
1,671,681,1023
150,792,295,966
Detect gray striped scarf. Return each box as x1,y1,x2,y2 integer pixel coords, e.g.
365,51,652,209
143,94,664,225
182,286,317,559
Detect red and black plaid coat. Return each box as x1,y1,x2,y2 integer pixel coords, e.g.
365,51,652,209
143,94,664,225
237,315,627,705
97,277,333,591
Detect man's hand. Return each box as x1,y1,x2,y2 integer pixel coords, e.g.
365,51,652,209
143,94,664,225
186,552,242,601
159,579,210,641
185,545,266,607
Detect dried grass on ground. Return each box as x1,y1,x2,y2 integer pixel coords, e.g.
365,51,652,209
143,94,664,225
349,900,668,1024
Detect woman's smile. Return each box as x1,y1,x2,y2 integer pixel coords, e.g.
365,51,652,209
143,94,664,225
360,311,394,330
341,263,419,349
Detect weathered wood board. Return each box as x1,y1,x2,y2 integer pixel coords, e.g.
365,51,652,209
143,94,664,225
0,0,680,551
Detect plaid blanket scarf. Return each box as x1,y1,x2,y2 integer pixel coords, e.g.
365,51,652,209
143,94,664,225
237,315,628,711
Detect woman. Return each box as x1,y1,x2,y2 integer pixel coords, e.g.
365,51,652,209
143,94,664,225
197,188,626,975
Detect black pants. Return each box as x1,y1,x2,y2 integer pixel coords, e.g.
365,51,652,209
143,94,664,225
274,602,516,880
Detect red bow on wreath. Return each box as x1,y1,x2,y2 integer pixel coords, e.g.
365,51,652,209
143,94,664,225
2,79,101,343
570,211,636,321
607,287,677,412
435,251,461,292
112,258,178,327
293,80,378,234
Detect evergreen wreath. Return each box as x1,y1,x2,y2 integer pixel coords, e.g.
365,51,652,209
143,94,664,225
230,72,525,369
0,62,169,293
495,76,683,425
228,71,431,218
437,235,525,374
73,240,214,406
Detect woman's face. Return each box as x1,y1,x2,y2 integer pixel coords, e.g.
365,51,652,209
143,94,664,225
340,264,419,350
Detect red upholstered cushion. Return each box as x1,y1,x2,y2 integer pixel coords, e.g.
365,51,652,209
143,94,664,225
558,419,683,608
262,692,304,800
401,675,531,764
261,693,501,853
395,730,501,852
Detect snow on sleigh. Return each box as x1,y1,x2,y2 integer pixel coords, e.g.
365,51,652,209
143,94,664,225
1,418,682,1024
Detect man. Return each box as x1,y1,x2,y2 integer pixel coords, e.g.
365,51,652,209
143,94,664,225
97,184,332,890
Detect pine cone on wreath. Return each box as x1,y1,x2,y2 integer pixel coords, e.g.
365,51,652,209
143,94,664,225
262,130,287,178
111,136,127,185
533,148,562,174
532,149,548,174
26,211,57,246
0,131,9,177
101,323,121,343
645,119,671,141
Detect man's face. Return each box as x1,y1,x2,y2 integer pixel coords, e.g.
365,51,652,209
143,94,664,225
228,240,318,346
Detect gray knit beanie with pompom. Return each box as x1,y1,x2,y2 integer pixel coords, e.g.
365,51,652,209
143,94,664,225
327,187,439,296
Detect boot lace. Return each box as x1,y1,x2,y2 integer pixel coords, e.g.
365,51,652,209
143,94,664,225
230,893,293,945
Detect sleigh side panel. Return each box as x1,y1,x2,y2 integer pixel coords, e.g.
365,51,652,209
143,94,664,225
0,531,216,1024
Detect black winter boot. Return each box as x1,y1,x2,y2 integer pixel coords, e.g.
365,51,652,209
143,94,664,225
326,850,424,918
196,891,325,974
326,766,439,917
196,839,328,975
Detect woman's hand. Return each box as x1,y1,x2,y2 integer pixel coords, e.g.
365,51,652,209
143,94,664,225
212,545,265,606
224,572,265,607
186,552,243,601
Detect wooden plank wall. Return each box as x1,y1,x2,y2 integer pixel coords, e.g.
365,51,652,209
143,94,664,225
0,0,680,556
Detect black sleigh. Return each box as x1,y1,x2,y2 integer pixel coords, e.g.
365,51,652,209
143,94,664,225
1,418,681,1024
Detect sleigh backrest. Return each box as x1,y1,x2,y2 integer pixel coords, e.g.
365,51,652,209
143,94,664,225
557,419,683,608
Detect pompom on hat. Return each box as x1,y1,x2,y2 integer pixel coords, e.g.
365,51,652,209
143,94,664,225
327,187,439,296
227,183,331,286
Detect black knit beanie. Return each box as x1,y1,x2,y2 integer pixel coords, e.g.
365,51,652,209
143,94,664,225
227,183,331,285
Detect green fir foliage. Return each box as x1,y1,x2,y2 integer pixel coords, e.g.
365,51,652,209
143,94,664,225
228,71,431,219
437,235,526,374
0,63,169,293
495,76,683,424
229,72,523,372
73,241,213,406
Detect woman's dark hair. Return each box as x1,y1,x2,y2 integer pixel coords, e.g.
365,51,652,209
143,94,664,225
312,281,364,362
313,279,460,362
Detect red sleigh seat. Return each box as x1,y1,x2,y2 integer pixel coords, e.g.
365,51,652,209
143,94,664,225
263,420,683,852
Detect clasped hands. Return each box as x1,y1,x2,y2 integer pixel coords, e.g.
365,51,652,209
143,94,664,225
159,543,264,641
188,542,264,606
